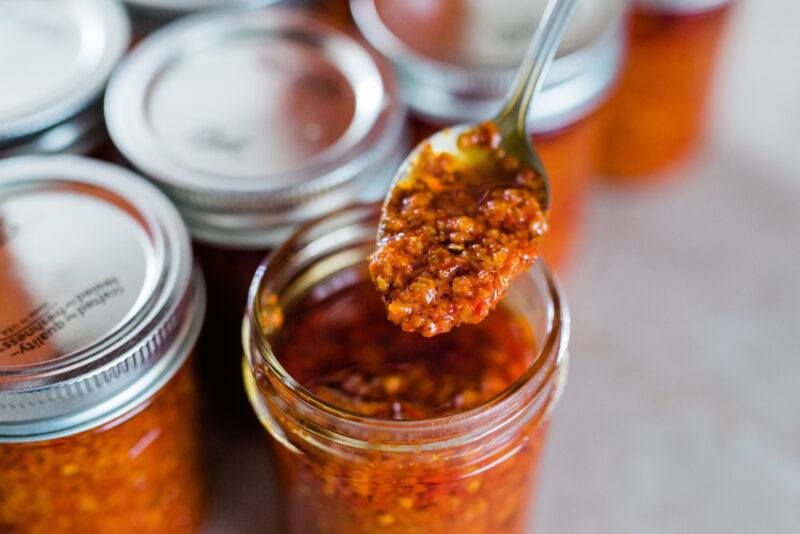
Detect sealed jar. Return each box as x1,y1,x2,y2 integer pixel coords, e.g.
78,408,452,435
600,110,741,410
243,204,570,533
600,0,735,179
0,0,129,159
0,156,206,532
105,7,406,425
351,0,626,269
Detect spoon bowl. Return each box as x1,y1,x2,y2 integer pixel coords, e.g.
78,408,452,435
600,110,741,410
381,0,580,226
371,0,579,336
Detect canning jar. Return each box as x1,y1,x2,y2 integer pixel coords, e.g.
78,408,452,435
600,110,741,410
0,0,129,159
600,0,734,179
105,7,406,426
352,0,626,269
243,204,570,534
0,156,206,532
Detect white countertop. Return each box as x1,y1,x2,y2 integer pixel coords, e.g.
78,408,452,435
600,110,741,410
206,1,800,531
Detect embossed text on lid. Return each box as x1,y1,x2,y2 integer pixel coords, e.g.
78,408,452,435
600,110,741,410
0,156,203,441
0,186,155,368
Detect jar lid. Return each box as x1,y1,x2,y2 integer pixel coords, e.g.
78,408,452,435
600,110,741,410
0,0,130,144
0,156,204,441
351,0,626,131
636,0,732,14
105,8,405,248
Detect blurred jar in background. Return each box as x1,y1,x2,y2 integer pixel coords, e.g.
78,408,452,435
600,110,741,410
0,0,129,160
105,8,406,428
600,0,735,180
351,0,626,270
0,156,206,533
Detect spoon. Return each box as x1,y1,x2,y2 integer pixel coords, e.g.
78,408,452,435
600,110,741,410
372,0,580,336
383,0,579,215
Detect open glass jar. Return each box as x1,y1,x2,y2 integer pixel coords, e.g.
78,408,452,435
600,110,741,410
351,0,626,269
600,0,735,179
105,7,406,425
0,0,129,160
243,204,570,533
0,156,206,532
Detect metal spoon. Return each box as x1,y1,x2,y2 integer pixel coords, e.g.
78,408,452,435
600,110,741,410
381,0,579,217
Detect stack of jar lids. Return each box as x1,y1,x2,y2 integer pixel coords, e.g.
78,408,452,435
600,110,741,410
122,0,281,34
0,156,203,441
0,0,130,157
351,0,627,132
636,0,732,14
106,8,406,248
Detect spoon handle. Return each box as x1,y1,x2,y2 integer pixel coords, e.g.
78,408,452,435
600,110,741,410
496,0,580,134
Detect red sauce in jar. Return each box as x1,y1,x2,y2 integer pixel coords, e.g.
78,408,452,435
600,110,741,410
253,262,554,533
275,275,537,419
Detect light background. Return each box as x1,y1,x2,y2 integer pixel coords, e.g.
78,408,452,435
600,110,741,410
535,0,800,531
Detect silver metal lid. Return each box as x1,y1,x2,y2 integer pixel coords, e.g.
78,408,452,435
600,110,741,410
0,0,130,144
637,0,732,14
0,156,204,441
106,8,405,248
351,0,626,132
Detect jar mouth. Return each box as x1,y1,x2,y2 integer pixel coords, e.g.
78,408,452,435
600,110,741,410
245,203,570,438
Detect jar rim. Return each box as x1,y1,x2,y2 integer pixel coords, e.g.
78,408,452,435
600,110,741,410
244,203,570,445
0,156,205,442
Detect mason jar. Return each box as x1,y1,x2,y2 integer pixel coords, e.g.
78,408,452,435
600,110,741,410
600,0,735,179
243,204,570,533
351,0,626,269
0,0,129,160
0,156,206,532
105,7,406,426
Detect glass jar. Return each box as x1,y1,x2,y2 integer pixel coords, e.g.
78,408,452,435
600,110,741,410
105,7,406,427
0,0,129,159
352,0,626,270
0,156,206,532
600,0,734,179
243,204,570,533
